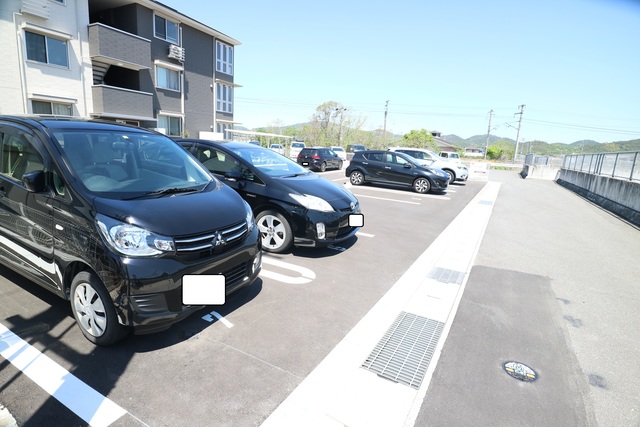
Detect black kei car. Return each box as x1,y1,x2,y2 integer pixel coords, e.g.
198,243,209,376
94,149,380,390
0,116,261,345
346,150,449,193
177,139,361,254
297,147,343,172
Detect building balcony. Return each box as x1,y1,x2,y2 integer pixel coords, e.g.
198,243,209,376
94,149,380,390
92,85,154,122
88,23,151,70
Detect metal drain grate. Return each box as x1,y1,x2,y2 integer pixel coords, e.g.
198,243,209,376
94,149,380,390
428,267,465,285
362,312,444,389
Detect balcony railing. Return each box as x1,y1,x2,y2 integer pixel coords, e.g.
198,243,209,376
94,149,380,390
563,151,640,181
92,85,153,121
88,23,151,70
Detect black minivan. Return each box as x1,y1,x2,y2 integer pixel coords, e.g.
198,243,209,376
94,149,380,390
0,116,261,345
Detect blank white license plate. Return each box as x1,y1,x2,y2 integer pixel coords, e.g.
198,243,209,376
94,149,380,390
182,275,225,305
302,162,309,166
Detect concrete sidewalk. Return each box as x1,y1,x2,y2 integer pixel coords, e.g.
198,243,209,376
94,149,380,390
417,170,640,426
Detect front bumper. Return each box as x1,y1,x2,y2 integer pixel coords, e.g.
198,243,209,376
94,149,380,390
118,228,261,335
291,205,360,248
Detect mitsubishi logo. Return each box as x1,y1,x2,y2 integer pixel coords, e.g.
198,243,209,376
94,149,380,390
212,231,227,247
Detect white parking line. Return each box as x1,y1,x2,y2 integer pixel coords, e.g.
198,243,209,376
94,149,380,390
344,183,451,200
261,256,316,284
356,232,375,238
0,323,128,427
353,194,420,204
202,311,234,328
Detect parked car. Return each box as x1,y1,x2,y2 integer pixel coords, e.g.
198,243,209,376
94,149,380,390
0,116,262,345
389,147,468,183
346,144,366,160
331,146,347,161
440,151,462,163
177,139,361,253
289,141,305,159
346,150,449,194
297,147,343,172
269,143,285,155
248,140,261,146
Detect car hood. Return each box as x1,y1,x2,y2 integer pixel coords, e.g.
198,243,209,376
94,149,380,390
93,183,247,236
274,173,358,209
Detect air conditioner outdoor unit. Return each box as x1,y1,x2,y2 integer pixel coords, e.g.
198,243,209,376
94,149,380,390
168,45,185,62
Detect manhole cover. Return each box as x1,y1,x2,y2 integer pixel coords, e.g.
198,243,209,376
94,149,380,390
503,361,537,382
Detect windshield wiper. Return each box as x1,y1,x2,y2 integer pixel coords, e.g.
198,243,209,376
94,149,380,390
280,172,309,178
124,187,199,200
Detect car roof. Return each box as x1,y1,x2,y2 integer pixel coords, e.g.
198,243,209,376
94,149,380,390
0,115,152,133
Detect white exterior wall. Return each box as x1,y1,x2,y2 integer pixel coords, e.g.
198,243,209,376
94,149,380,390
0,0,92,116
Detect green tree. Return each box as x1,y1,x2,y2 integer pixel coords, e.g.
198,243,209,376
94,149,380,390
401,129,438,150
487,140,515,160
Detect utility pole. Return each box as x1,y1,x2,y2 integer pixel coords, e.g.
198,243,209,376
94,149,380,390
513,104,525,162
485,109,493,160
383,100,389,139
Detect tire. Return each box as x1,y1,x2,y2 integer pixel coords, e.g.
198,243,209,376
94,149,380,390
444,170,455,183
337,160,343,170
349,170,365,185
413,177,431,194
256,209,293,253
319,162,327,172
70,271,127,346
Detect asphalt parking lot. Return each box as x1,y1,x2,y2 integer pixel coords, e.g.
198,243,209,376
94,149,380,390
0,166,486,426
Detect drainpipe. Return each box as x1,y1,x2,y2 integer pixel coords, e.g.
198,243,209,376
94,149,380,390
14,12,29,113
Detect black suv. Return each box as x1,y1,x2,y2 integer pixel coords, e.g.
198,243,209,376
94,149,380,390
345,150,449,193
0,116,261,345
297,147,343,172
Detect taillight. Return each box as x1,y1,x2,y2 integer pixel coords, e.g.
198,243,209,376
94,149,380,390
297,153,302,159
312,155,321,160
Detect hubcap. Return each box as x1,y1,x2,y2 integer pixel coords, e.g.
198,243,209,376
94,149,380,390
258,215,287,250
73,283,107,337
415,179,430,193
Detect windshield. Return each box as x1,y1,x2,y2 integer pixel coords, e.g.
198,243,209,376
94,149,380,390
229,145,311,177
54,130,212,198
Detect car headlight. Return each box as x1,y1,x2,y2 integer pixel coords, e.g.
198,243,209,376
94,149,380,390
244,200,255,233
96,213,175,257
429,169,447,178
289,193,334,212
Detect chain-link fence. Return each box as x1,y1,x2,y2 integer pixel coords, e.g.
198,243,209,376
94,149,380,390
562,151,640,181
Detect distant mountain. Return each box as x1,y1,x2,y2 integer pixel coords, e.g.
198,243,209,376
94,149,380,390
442,134,515,148
570,139,599,146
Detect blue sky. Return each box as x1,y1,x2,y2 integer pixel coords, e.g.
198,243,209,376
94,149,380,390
161,0,640,144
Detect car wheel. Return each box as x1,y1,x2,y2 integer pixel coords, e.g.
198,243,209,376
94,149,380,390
413,177,431,194
350,170,365,185
337,160,343,170
256,210,293,253
319,162,327,172
70,271,127,346
444,170,455,183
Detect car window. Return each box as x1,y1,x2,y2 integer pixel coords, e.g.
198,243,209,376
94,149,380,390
200,148,241,175
0,130,45,184
364,152,383,162
53,130,212,196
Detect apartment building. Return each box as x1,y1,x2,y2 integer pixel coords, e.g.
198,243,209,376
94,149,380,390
1,0,240,139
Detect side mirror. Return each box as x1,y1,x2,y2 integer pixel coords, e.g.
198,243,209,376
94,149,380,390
403,163,412,169
22,170,46,192
224,170,243,182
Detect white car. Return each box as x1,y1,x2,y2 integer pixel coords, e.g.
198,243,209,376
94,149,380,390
331,146,347,161
269,143,285,155
388,147,469,183
290,141,305,159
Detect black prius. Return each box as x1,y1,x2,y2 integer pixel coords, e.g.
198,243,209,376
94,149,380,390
177,139,362,253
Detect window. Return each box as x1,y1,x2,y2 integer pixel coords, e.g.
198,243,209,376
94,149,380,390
0,132,44,183
216,41,233,75
156,66,180,91
154,15,179,44
25,31,68,67
216,84,233,113
157,115,182,137
32,100,72,116
216,122,232,139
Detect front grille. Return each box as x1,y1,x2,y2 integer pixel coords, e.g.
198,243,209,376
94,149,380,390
174,221,247,256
